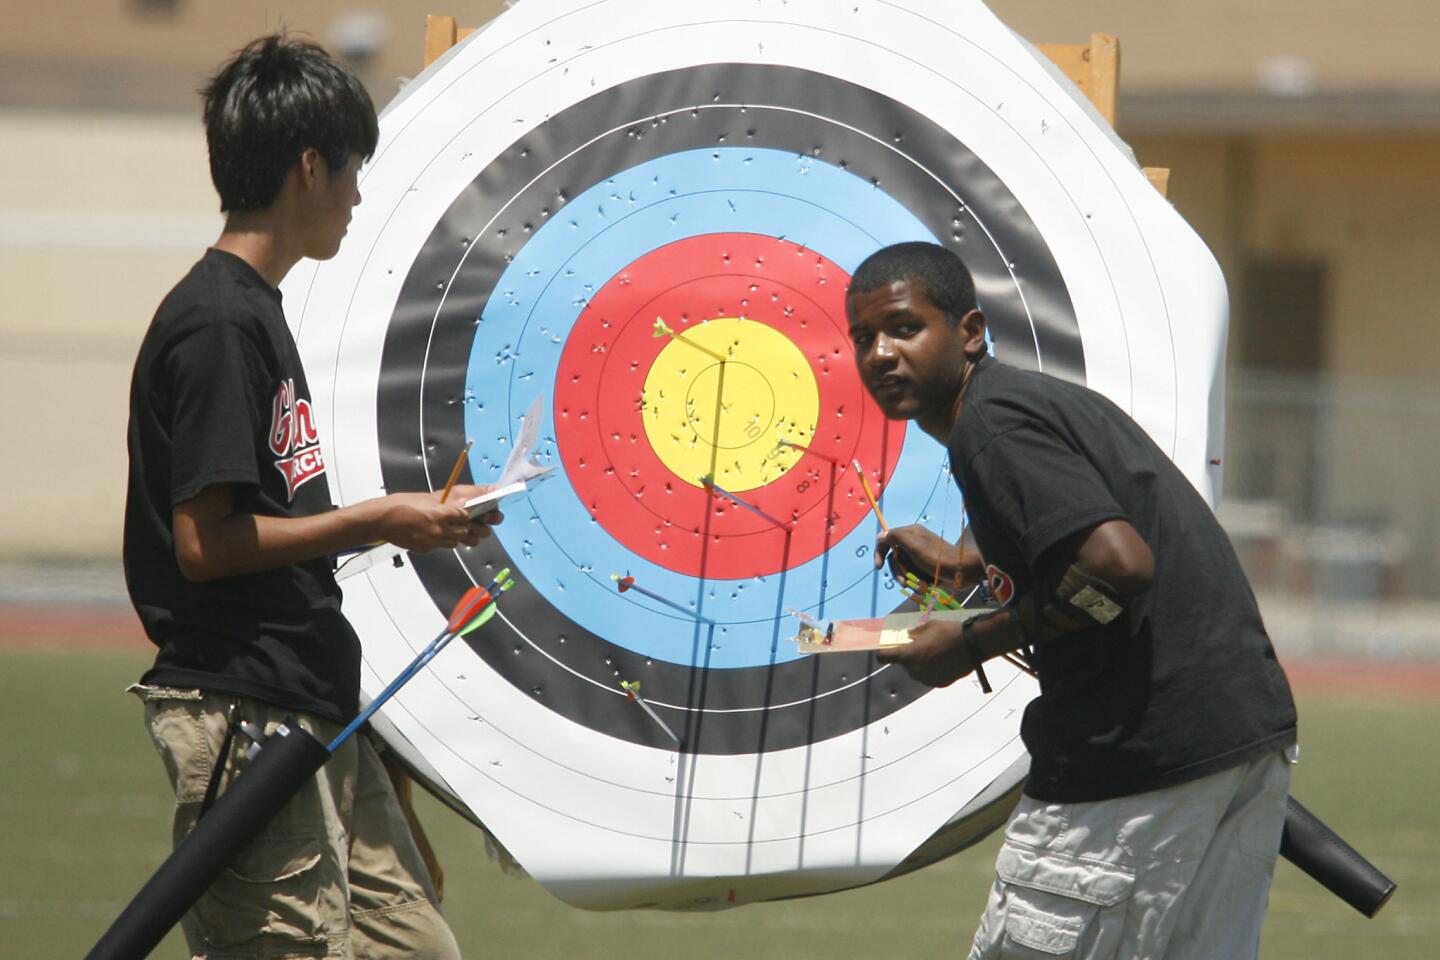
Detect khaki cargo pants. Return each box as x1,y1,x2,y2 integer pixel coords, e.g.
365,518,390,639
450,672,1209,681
135,686,462,960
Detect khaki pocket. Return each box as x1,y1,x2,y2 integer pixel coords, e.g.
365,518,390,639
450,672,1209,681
144,698,212,804
192,833,330,953
991,843,1135,958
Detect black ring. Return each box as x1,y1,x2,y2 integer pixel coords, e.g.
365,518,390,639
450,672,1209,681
375,64,1081,755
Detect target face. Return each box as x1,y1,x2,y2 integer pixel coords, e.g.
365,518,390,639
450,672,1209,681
287,0,1226,910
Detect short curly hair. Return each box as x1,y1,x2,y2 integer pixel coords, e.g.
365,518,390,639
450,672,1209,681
847,242,979,327
202,33,378,212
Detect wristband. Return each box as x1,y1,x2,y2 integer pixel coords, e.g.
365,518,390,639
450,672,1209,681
962,618,992,694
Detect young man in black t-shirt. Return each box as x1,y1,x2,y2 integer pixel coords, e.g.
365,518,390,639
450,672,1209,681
123,36,496,959
846,242,1296,959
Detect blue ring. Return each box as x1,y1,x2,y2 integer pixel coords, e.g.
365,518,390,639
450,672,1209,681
463,147,950,669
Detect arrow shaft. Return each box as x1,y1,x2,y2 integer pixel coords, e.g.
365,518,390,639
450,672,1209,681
778,438,842,465
629,689,681,746
329,575,509,751
703,479,789,530
623,578,715,624
329,624,451,751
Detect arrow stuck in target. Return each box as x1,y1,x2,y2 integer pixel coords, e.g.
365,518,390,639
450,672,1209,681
620,680,682,746
653,316,727,362
778,436,843,465
612,573,715,624
699,475,791,531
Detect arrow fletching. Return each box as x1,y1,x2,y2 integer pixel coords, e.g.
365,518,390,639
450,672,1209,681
445,585,491,634
458,602,500,637
454,569,516,638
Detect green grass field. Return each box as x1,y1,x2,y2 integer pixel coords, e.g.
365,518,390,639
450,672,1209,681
3,647,1436,959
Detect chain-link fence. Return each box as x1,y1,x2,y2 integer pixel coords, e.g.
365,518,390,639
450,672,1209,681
1220,368,1440,660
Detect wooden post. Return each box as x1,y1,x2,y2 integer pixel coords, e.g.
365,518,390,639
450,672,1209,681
1085,33,1121,128
424,13,475,68
423,14,457,68
1034,33,1169,197
1145,167,1172,197
379,745,447,901
1036,33,1119,126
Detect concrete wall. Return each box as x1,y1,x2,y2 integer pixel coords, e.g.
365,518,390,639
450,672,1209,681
989,0,1440,90
1127,133,1440,597
0,0,510,111
0,110,217,556
1128,134,1440,378
7,0,1438,105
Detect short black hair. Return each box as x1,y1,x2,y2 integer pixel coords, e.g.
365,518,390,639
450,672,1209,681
202,33,379,213
847,242,979,326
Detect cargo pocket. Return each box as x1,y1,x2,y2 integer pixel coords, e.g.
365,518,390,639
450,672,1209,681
192,833,329,953
143,697,211,805
991,843,1135,958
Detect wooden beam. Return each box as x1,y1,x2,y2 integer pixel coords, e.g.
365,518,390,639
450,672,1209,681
1084,33,1120,127
424,14,458,68
424,14,475,68
1144,166,1171,198
1034,34,1170,197
1035,33,1118,127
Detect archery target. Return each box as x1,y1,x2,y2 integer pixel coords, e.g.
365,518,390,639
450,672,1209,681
286,0,1227,910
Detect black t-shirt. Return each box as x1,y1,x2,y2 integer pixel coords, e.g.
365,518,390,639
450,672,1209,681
123,249,360,722
950,357,1296,803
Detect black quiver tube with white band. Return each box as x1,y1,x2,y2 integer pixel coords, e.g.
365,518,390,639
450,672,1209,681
1280,795,1396,918
85,721,332,960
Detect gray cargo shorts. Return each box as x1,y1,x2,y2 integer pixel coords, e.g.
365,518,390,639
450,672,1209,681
968,750,1291,960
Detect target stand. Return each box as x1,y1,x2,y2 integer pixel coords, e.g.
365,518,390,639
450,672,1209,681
285,0,1227,910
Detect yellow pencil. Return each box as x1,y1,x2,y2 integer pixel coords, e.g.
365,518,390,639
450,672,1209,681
440,440,473,503
852,459,889,533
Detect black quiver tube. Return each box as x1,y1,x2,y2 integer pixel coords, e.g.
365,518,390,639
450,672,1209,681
1281,794,1397,918
85,721,332,960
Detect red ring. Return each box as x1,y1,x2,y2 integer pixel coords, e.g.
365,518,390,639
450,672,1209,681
554,233,904,579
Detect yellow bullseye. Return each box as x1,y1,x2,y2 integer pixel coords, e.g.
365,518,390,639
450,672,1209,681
642,317,819,492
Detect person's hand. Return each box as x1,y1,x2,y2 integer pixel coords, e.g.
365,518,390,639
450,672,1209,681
875,524,959,584
876,617,976,687
445,483,506,537
369,490,497,553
